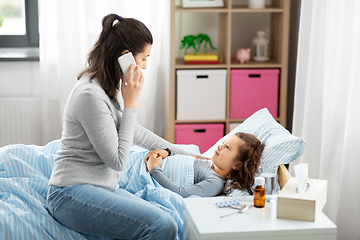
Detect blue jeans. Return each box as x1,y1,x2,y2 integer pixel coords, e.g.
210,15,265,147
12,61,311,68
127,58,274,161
47,185,177,240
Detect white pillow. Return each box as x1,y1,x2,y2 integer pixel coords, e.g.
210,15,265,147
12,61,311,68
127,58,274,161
203,108,305,167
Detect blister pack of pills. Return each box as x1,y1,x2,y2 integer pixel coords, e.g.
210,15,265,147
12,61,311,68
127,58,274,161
215,199,240,208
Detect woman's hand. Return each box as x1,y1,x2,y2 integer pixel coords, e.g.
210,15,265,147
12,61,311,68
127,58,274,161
121,64,143,110
145,153,163,172
191,154,211,160
145,149,169,161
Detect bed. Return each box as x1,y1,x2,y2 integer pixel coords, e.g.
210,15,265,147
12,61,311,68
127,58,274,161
0,108,305,240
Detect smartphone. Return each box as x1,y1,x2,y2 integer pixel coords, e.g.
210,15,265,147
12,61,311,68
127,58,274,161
118,52,136,78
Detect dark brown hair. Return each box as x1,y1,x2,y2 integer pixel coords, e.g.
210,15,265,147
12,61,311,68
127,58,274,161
77,14,153,102
224,132,265,195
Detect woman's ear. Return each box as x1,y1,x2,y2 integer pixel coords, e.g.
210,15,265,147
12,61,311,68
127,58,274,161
121,50,130,56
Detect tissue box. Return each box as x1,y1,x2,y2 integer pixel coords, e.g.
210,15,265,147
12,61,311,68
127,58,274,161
277,177,327,222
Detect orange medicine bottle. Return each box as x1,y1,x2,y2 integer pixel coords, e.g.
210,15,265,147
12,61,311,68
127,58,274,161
254,176,265,208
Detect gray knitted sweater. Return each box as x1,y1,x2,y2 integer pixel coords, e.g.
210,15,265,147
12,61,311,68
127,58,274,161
150,159,225,198
49,75,191,191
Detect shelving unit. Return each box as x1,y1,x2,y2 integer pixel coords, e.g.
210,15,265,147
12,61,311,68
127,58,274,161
167,0,290,144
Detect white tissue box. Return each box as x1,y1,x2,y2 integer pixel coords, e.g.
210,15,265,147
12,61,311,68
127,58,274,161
277,177,327,222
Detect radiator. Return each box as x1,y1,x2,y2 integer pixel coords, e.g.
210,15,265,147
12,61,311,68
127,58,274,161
0,98,43,147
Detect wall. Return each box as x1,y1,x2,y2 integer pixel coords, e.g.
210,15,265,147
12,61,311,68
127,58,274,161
0,61,61,146
0,61,42,146
0,61,41,97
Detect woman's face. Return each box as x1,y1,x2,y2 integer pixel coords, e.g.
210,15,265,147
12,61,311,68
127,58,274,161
212,135,244,174
134,44,152,70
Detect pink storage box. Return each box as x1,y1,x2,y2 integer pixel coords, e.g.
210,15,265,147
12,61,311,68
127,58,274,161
175,123,224,154
230,69,279,119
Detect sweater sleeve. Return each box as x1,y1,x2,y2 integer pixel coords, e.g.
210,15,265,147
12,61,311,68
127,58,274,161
74,88,137,171
133,123,192,156
149,165,225,198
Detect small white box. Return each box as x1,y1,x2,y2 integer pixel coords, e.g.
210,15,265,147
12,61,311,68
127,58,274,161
176,69,226,120
277,177,327,222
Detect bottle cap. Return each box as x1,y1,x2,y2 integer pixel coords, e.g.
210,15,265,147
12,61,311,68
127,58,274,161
255,176,265,186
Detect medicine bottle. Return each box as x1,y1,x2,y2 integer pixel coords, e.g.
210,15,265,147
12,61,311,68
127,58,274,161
254,176,265,208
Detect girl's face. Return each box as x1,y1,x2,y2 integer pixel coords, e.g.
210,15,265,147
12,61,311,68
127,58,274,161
212,135,244,174
134,44,152,70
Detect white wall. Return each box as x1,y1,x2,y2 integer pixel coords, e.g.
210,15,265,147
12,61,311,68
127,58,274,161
0,61,61,146
0,61,41,97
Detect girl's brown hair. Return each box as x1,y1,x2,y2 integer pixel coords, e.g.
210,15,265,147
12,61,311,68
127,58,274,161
224,132,265,195
77,14,153,102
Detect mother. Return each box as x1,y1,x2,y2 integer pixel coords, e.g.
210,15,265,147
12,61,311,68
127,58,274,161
46,14,197,240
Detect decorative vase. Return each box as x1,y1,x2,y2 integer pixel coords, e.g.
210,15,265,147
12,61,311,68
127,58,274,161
252,30,269,61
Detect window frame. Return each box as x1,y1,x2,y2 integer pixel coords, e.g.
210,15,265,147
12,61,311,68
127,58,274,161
0,0,39,48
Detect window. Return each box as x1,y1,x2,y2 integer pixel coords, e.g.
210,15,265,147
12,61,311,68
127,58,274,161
0,0,39,48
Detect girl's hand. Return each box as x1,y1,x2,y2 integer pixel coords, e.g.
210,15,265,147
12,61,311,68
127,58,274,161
121,64,143,110
145,154,163,171
145,149,169,161
191,154,211,160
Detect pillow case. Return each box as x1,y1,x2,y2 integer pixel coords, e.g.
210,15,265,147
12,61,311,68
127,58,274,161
203,108,305,196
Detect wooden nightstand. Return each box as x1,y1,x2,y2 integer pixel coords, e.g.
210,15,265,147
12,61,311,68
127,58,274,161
183,196,337,240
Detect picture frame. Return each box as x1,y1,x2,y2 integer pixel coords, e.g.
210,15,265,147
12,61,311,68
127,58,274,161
182,0,224,8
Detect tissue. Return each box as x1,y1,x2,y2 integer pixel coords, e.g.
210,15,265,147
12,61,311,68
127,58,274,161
294,163,309,194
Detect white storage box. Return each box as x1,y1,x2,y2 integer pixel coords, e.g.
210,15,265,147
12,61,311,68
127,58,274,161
176,69,227,120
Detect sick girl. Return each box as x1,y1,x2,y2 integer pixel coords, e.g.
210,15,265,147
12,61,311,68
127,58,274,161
145,132,265,197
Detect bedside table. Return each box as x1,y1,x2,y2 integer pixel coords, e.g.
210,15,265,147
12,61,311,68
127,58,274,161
183,196,337,240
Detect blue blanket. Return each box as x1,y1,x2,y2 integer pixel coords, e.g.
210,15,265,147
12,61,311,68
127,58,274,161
119,146,198,239
0,140,199,240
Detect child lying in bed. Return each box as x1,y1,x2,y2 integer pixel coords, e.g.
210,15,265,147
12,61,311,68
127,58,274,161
145,132,264,197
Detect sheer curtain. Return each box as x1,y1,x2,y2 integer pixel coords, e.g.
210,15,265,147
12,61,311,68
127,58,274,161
39,0,170,144
292,1,360,239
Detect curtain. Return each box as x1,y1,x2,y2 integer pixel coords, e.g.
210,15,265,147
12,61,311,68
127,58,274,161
39,0,171,144
292,1,360,239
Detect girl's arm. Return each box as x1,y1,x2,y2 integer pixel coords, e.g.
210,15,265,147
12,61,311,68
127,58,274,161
146,156,224,198
150,167,224,198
